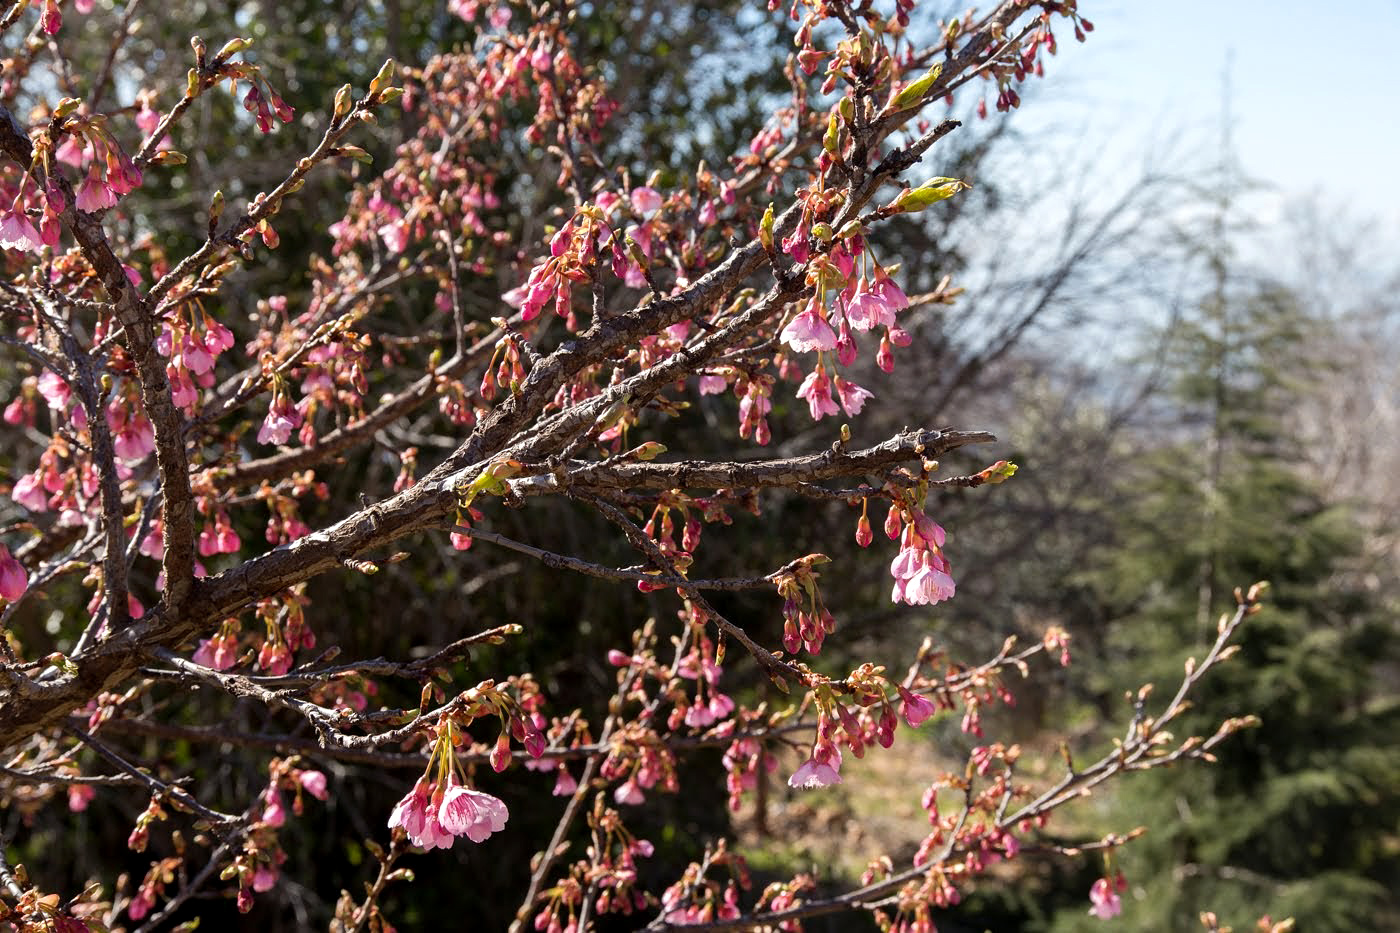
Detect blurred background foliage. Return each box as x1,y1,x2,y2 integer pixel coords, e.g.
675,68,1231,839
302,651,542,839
1,1,1396,930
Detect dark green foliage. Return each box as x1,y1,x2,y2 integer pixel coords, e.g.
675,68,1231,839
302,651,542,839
1044,275,1400,931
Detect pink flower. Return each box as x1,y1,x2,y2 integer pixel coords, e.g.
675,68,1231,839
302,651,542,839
871,267,910,311
0,545,28,601
67,784,95,812
796,368,839,421
708,692,735,721
74,170,118,213
192,633,239,670
378,221,408,253
135,103,161,135
258,411,297,446
204,317,235,353
614,780,645,805
787,756,841,789
630,186,663,216
833,376,873,417
258,639,292,676
40,0,60,35
168,365,198,408
388,779,432,839
0,209,42,252
180,333,214,374
697,373,727,395
684,703,715,728
437,780,509,843
261,789,287,827
12,473,48,512
107,408,155,461
298,770,328,800
897,686,938,727
780,306,837,353
127,892,153,921
3,395,27,426
251,866,279,893
905,553,956,605
889,512,956,606
844,277,897,331
1088,877,1123,919
552,768,578,797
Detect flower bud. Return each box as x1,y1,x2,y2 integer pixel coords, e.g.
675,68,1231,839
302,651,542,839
889,63,942,112
333,83,353,118
368,58,396,98
214,37,252,62
891,177,968,214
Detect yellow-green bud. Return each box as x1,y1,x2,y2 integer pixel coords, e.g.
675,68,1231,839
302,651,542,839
889,62,943,111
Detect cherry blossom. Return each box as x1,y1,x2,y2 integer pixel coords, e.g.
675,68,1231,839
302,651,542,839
0,545,28,601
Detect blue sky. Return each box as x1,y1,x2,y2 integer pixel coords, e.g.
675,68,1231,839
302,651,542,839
1018,0,1399,241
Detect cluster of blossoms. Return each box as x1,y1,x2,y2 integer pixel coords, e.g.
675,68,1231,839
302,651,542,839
389,769,508,851
778,241,911,423
157,306,235,410
887,506,956,606
656,841,751,926
120,759,326,919
787,668,915,790
775,558,836,656
719,716,779,812
388,680,548,850
604,731,678,808
530,801,659,930
503,185,681,330
672,635,736,729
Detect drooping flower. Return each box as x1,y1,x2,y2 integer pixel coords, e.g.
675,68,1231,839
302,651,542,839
192,631,239,670
889,510,956,607
630,186,663,216
697,373,727,395
0,545,28,601
844,276,897,331
108,408,155,461
905,552,956,605
298,770,328,800
40,0,61,35
251,866,279,893
74,169,118,213
870,265,910,311
389,773,448,846
787,755,841,789
780,304,837,353
552,767,578,797
437,778,509,843
0,208,42,252
257,394,302,446
261,787,287,827
12,472,48,512
833,376,873,417
898,686,938,727
1088,876,1124,919
796,367,840,421
68,784,96,812
614,779,645,805
258,637,292,676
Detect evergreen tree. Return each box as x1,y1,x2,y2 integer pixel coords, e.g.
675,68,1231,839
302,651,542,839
1048,271,1400,931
